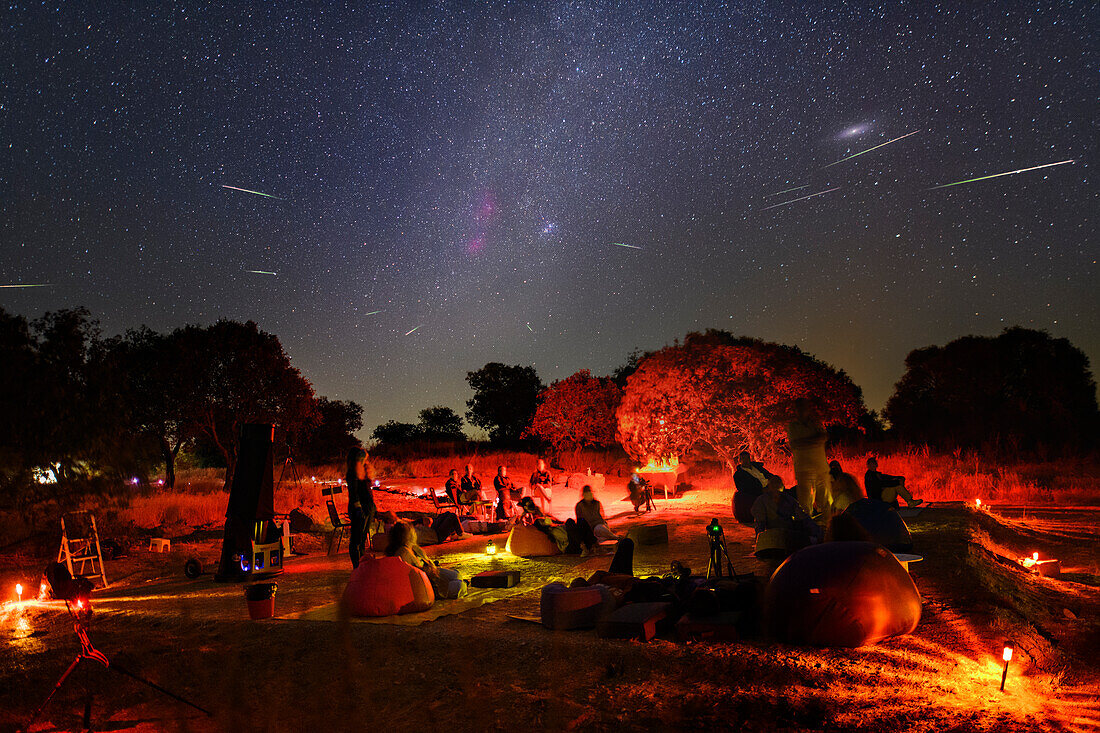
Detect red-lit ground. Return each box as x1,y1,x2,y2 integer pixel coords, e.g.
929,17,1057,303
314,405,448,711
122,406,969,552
1,479,1098,732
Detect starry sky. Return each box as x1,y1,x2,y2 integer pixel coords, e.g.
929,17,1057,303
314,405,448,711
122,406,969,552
2,2,1096,437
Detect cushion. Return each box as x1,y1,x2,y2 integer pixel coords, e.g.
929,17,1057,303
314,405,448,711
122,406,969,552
343,555,435,617
676,611,742,642
506,524,561,557
540,583,612,630
598,601,672,642
764,541,921,647
471,570,521,588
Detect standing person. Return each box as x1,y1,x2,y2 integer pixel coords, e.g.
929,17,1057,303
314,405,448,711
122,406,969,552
865,457,922,507
529,459,554,513
345,447,376,569
575,485,617,542
732,451,778,525
827,460,864,514
786,398,831,515
494,465,518,519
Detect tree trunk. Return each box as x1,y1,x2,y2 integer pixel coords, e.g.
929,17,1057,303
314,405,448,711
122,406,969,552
160,438,176,490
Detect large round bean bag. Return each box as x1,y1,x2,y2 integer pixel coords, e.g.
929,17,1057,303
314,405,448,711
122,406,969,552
541,583,612,630
764,541,921,647
843,499,913,552
506,524,561,557
343,555,435,617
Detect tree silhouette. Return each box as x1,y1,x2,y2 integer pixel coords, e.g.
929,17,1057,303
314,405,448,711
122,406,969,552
371,420,420,447
617,330,865,476
295,398,364,464
418,406,465,442
465,363,543,444
886,327,1099,451
527,370,621,450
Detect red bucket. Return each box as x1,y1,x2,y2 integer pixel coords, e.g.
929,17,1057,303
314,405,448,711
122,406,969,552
245,583,277,620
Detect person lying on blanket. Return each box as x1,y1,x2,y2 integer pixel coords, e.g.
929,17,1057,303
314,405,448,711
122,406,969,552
384,522,467,599
517,497,598,556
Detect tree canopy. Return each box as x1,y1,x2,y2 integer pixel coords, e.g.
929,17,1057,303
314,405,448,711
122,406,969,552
465,362,544,444
616,330,866,474
885,327,1099,451
527,370,622,450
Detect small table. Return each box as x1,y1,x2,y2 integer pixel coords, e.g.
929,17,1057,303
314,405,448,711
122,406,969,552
637,465,688,499
892,553,924,574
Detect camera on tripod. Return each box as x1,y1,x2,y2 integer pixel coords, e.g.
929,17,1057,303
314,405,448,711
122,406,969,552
706,519,724,539
45,562,94,619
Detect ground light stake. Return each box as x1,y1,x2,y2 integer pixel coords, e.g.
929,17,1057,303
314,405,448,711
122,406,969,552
1000,641,1014,691
15,583,22,602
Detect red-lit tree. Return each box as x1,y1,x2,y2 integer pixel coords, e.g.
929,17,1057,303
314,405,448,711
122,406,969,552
526,370,622,450
616,331,865,477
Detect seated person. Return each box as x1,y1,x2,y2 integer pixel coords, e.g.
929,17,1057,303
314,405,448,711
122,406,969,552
625,474,656,514
529,459,554,512
494,465,519,519
865,457,922,508
751,476,822,543
518,496,597,556
827,460,864,514
443,469,463,507
734,451,777,496
575,485,617,542
384,522,466,599
460,464,482,503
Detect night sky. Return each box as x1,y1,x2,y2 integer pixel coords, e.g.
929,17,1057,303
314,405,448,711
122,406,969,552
2,3,1096,437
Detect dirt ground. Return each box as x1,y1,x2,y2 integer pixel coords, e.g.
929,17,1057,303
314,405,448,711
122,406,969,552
2,480,1098,733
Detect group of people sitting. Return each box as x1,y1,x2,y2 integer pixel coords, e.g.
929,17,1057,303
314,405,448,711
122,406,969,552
734,449,923,547
442,460,555,519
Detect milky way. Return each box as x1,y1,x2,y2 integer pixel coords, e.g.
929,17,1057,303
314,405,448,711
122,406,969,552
1,3,1095,435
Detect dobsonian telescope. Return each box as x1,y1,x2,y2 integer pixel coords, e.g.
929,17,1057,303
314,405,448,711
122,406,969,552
214,423,284,581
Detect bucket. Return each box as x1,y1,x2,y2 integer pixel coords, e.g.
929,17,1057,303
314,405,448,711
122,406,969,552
245,582,277,620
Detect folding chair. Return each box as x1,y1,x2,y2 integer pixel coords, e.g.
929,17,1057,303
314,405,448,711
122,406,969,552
430,487,460,513
326,499,349,556
57,511,109,589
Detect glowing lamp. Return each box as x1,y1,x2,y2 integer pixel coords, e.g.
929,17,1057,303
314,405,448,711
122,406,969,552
1000,641,1014,691
15,583,22,602
485,540,497,556
1032,552,1039,562
975,498,982,509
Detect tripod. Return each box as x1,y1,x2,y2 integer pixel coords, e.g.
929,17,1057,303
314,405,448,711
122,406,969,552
275,446,303,493
706,530,736,580
22,602,211,732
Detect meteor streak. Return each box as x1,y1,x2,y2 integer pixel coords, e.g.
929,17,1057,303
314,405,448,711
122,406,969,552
928,159,1075,190
404,325,421,336
764,184,809,198
526,323,534,332
823,130,921,168
246,270,277,275
222,185,282,200
0,283,51,288
364,310,382,316
759,187,841,211
610,242,642,249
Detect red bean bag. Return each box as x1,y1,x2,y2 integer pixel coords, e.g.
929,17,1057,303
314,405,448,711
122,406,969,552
505,524,561,557
540,583,612,630
343,555,435,617
764,541,921,647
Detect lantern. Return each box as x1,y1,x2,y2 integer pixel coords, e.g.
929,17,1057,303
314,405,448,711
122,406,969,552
485,540,497,556
1032,552,1039,562
1000,641,1014,691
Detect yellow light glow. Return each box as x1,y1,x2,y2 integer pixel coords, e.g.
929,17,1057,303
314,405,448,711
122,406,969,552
1032,552,1039,562
638,456,680,472
14,584,21,601
1003,646,1013,662
485,540,497,556
975,498,982,508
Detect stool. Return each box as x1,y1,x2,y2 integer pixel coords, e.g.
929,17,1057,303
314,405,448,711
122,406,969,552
149,538,171,553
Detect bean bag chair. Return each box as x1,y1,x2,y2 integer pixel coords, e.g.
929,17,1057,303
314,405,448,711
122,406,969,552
843,499,913,552
505,524,561,557
732,489,761,526
343,555,435,617
764,541,921,647
540,583,613,630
